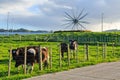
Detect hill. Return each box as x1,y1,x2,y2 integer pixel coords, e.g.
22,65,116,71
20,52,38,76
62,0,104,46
104,29,120,32
0,28,50,33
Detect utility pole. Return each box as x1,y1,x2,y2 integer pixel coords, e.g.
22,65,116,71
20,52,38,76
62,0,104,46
101,13,104,32
7,12,10,36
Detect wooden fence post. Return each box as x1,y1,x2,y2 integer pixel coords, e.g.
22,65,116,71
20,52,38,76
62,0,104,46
59,45,62,69
8,47,12,76
96,42,99,60
38,46,43,70
67,44,70,67
38,45,40,70
76,49,79,63
85,44,89,61
50,47,52,69
40,47,43,70
102,43,106,59
105,43,107,58
24,47,27,74
39,46,43,70
112,42,115,56
102,43,104,59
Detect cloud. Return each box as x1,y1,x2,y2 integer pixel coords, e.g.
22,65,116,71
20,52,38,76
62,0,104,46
0,0,120,31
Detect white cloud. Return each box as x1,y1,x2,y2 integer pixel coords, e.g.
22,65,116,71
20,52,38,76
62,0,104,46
0,0,120,31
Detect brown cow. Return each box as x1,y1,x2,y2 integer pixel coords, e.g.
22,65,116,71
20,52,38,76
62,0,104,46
11,46,49,73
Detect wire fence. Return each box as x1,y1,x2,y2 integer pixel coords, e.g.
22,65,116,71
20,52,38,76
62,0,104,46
7,42,120,76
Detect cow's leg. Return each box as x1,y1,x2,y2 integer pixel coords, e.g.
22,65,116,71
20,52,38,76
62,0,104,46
61,52,64,58
26,63,31,73
26,65,29,73
17,66,20,73
73,50,77,59
29,63,34,73
43,60,48,69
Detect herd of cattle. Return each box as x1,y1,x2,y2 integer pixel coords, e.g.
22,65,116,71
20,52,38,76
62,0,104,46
10,40,78,73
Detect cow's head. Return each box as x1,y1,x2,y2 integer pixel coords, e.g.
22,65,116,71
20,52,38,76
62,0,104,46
8,49,17,60
69,40,77,50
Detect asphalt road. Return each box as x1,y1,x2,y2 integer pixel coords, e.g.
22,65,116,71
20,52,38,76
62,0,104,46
24,62,120,80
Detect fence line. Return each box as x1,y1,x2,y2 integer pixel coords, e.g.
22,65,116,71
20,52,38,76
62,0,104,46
8,42,120,76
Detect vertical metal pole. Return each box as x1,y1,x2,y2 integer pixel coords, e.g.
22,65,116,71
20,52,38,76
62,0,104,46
7,12,10,36
101,13,104,32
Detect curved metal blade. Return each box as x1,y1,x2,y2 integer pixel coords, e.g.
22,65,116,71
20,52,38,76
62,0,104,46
65,12,74,19
79,13,88,20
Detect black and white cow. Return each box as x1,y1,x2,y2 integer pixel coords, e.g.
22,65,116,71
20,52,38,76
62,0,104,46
69,40,78,58
10,46,49,73
60,40,78,58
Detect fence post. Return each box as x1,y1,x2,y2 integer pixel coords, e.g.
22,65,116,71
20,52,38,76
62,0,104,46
50,47,52,69
38,46,41,70
59,45,62,69
39,46,43,70
112,42,115,56
105,43,107,58
96,42,99,60
85,44,89,61
24,47,27,74
102,43,106,59
67,44,70,67
8,47,12,76
76,49,79,63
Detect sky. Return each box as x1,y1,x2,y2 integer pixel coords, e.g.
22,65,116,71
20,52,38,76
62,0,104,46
0,0,120,32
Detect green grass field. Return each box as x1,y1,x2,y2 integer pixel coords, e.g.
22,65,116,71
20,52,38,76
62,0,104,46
0,32,120,80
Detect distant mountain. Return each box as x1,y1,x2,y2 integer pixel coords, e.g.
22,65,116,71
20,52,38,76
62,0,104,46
0,28,50,33
104,29,120,32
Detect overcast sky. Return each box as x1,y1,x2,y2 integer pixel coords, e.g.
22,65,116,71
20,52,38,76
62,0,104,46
0,0,120,32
